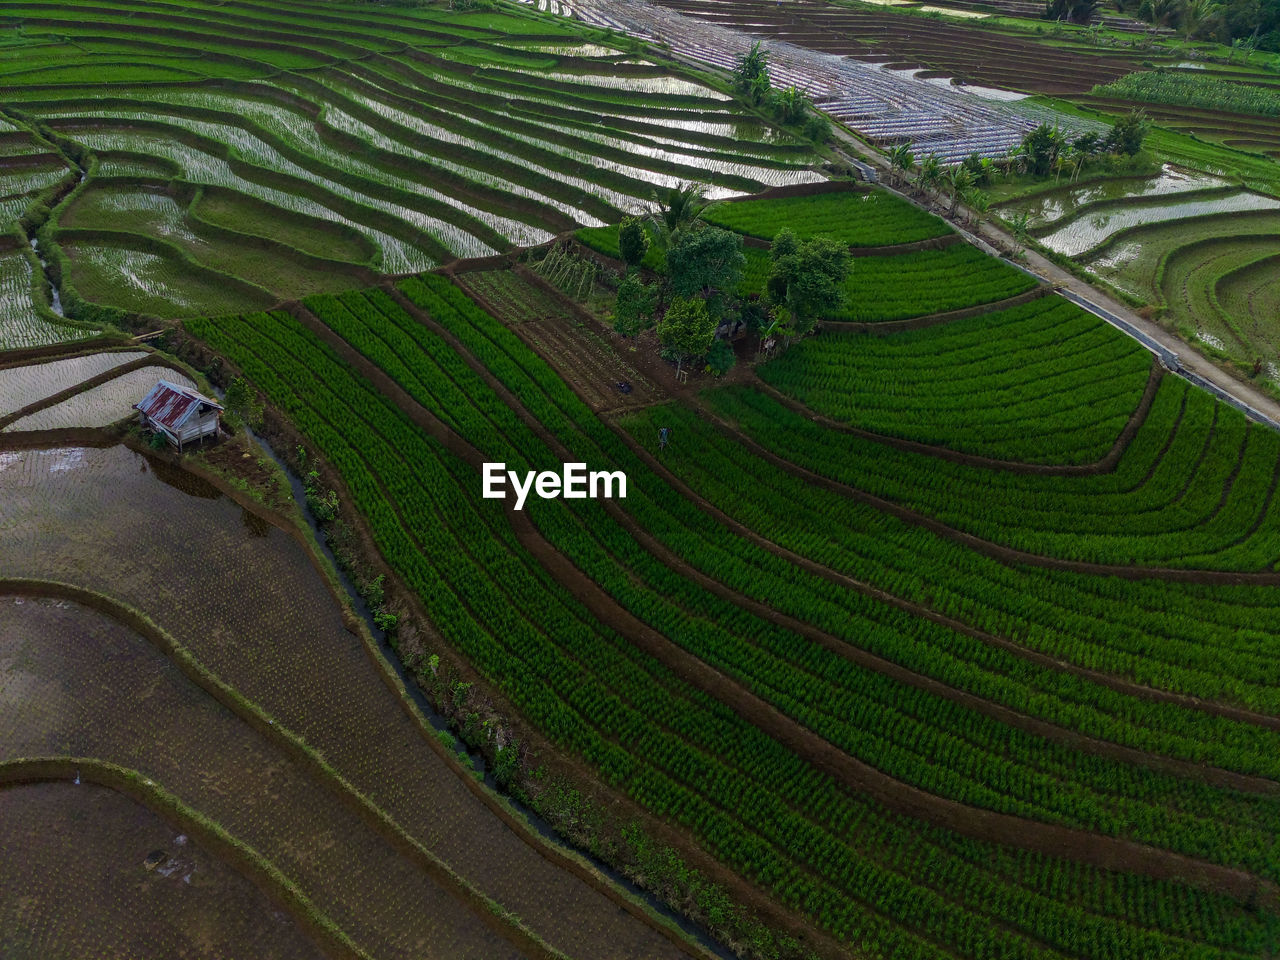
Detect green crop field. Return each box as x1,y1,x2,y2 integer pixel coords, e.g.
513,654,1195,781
181,265,1280,960
8,0,1280,959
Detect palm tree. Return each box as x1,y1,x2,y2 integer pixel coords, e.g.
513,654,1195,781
946,166,974,217
914,155,944,200
967,191,992,228
649,182,715,246
1007,211,1032,253
1180,0,1222,38
888,143,915,187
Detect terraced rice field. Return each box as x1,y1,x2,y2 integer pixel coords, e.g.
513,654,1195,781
8,1,1280,959
61,240,277,318
1001,164,1280,386
0,243,86,350
2,365,195,431
1011,165,1229,228
756,295,1152,463
184,255,1280,960
0,0,821,322
0,348,146,416
1034,189,1280,258
0,776,324,960
0,127,95,351
738,239,1037,319
0,442,699,960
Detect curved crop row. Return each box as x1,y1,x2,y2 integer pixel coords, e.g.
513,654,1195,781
703,379,1280,573
758,295,1153,464
183,296,1280,960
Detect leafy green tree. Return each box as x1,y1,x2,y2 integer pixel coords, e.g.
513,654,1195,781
734,41,771,103
612,272,659,337
705,338,737,377
1019,123,1066,177
657,296,715,372
618,216,650,269
1104,109,1149,156
802,110,832,144
765,228,850,338
772,85,809,125
666,226,745,320
223,376,263,431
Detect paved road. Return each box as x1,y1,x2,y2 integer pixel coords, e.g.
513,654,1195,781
830,127,1280,433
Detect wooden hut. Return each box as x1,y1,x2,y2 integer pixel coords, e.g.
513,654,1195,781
134,380,223,450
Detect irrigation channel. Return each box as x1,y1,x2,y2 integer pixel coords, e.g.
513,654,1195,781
28,237,62,317
248,429,738,960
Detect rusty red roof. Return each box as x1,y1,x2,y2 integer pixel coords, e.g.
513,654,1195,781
134,380,222,432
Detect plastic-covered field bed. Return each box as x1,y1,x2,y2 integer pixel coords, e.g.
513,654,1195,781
645,0,1140,94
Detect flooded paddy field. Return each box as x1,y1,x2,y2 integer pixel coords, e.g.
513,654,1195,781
1034,189,1280,258
0,592,522,960
0,349,147,418
1001,164,1280,387
2,366,195,432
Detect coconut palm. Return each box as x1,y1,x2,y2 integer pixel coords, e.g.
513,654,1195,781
947,166,974,217
1180,0,1222,38
649,182,715,245
888,143,915,187
967,190,992,228
914,155,944,199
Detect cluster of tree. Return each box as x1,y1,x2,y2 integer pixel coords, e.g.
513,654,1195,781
612,185,744,375
1053,0,1280,48
886,112,1148,227
611,184,850,375
733,42,832,142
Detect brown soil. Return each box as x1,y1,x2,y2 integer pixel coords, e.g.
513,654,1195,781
0,779,327,960
652,0,1138,94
